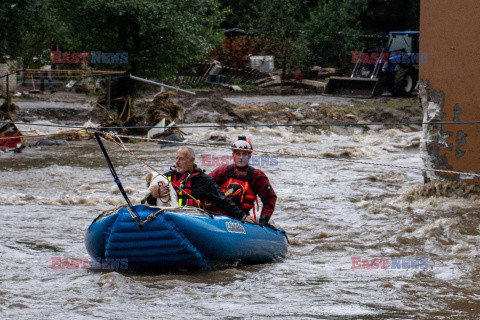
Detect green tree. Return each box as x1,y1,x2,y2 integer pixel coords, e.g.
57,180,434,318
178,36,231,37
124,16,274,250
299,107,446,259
54,0,223,78
51,0,224,122
252,0,302,78
359,0,420,34
219,0,317,30
218,0,257,30
293,0,367,68
0,0,57,64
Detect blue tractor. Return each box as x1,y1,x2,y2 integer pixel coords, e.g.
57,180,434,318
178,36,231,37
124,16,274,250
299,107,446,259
325,31,421,98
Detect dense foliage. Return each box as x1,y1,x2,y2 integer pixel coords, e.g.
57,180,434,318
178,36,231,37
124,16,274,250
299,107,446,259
293,0,367,68
1,0,223,78
219,0,420,68
0,0,59,67
1,0,420,74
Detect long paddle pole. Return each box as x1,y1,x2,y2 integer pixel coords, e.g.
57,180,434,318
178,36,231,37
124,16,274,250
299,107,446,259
94,131,143,230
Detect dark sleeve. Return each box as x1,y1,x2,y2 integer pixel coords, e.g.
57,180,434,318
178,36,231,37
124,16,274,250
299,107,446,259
146,194,157,206
250,169,277,219
193,174,247,221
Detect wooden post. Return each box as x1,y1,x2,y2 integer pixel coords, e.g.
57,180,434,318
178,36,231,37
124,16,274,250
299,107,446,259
106,78,111,109
6,73,10,113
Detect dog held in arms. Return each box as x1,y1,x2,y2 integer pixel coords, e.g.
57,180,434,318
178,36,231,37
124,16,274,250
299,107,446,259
142,172,178,207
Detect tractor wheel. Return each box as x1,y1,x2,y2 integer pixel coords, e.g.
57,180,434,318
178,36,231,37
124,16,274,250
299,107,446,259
393,68,416,97
386,75,395,95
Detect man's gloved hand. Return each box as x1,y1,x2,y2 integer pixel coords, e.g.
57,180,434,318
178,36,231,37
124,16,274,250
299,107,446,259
259,215,270,225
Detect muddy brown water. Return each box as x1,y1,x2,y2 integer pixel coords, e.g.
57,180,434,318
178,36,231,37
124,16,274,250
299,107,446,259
1,124,480,319
223,94,368,106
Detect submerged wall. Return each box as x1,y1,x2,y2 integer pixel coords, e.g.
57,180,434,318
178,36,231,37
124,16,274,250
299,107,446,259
419,0,480,183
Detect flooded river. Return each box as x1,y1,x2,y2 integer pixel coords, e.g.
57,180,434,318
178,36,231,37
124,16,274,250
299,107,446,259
1,124,479,319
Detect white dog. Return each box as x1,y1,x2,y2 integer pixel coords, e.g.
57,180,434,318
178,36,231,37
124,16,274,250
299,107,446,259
142,172,178,208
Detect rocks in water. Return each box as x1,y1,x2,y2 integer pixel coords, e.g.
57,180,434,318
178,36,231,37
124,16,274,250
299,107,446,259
208,134,227,142
363,106,422,124
35,139,69,146
158,134,184,148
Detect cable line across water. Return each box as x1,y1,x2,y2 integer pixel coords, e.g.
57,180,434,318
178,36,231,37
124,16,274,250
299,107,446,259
2,121,480,179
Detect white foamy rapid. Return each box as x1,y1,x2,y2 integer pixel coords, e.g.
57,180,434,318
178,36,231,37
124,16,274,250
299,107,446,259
1,125,479,319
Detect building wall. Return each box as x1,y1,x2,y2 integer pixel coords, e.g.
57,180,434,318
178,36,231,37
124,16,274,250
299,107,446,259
419,0,480,183
0,63,16,93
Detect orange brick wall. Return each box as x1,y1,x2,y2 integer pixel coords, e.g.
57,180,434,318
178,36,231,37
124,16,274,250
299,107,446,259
419,0,480,183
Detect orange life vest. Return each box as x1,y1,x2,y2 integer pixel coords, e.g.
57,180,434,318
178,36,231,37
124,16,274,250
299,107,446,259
220,165,257,216
167,169,203,207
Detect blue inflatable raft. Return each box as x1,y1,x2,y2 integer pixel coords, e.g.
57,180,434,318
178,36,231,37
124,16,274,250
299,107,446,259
85,205,288,268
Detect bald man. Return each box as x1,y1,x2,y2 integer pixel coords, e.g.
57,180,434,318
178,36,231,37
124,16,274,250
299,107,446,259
147,147,254,223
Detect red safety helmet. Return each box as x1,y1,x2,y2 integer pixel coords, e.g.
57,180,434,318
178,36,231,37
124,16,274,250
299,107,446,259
232,136,253,153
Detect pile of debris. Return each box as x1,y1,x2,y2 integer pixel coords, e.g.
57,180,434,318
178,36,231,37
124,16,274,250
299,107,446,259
146,91,184,126
175,60,275,89
145,91,185,144
0,96,24,151
0,96,19,122
0,121,23,151
173,58,344,94
266,67,340,91
97,91,186,142
177,92,246,124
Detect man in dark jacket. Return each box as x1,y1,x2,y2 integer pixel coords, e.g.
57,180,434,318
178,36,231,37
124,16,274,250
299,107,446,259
209,136,276,225
148,146,253,223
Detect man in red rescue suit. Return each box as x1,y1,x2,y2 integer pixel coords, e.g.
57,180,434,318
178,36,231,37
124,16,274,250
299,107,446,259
147,146,253,223
209,136,277,225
